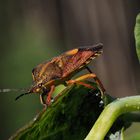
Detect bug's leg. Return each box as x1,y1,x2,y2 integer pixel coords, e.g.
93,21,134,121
85,66,93,73
72,81,96,89
67,73,105,93
66,80,96,90
46,85,55,106
53,82,96,103
85,66,105,92
40,93,47,108
65,79,96,89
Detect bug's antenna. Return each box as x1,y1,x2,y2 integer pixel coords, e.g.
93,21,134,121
0,88,31,100
15,92,31,100
0,88,27,93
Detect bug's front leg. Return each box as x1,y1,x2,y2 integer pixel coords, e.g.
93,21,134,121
40,85,55,107
40,93,47,107
46,85,55,106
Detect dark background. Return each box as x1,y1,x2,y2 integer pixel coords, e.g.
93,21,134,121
0,1,140,139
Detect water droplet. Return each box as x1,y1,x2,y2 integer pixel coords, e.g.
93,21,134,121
99,100,104,107
95,93,99,96
33,117,37,121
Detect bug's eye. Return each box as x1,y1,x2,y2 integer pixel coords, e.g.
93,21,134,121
38,83,42,88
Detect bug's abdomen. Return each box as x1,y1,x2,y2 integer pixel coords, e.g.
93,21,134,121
62,51,94,77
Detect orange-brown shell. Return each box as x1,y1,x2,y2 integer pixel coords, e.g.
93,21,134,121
31,43,103,88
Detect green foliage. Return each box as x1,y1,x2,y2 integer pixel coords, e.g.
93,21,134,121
9,82,140,140
134,13,140,62
10,82,104,140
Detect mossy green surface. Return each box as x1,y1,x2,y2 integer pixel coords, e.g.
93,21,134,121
10,82,104,140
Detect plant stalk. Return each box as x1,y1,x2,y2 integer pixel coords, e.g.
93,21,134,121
85,96,140,140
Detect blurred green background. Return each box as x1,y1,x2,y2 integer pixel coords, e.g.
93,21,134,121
0,1,140,140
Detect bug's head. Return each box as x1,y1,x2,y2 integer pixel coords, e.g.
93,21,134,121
29,83,44,93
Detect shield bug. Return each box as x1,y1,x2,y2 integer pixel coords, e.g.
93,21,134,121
1,43,105,107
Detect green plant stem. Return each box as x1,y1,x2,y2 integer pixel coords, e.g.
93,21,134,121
85,96,140,140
